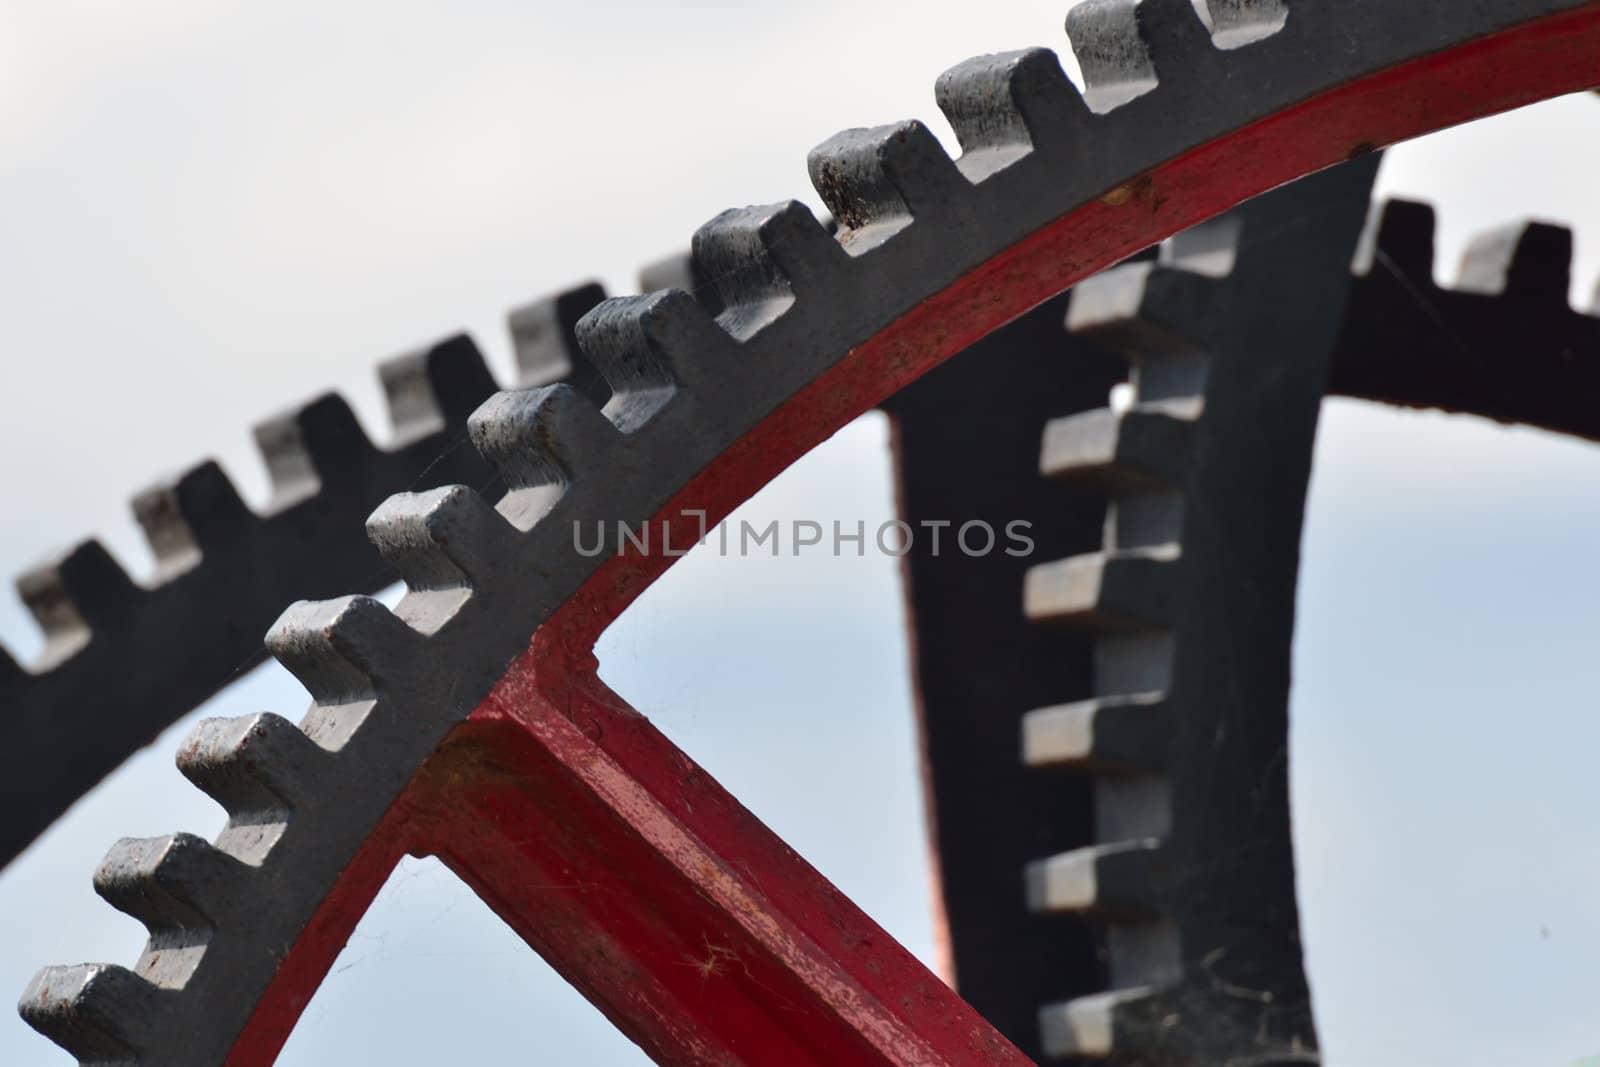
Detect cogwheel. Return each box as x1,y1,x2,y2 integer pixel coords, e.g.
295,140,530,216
20,1,1600,1064
1019,154,1376,1063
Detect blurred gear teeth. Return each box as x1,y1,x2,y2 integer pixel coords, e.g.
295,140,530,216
1039,405,1195,491
1068,259,1224,367
253,393,373,503
1022,693,1171,773
1024,158,1382,1062
19,2,1584,1060
507,281,609,399
1025,839,1164,917
1354,196,1435,279
377,335,499,441
17,543,140,662
131,462,251,578
1037,987,1150,1059
1456,217,1572,300
1332,199,1600,441
637,251,723,317
1023,548,1180,631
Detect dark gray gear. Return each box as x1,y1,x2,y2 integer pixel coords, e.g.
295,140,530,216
886,174,1600,1064
1331,198,1600,441
19,1,1597,1063
1020,156,1377,1063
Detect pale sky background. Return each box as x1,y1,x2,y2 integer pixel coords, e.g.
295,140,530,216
1,2,1599,1064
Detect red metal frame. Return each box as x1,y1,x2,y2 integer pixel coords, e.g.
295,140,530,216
223,8,1600,1063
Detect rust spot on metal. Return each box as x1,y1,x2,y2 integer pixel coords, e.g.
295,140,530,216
1100,174,1156,209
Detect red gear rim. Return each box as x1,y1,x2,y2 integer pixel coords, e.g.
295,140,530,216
217,9,1600,1064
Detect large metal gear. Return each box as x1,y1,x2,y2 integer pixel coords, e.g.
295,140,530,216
872,166,1600,1063
15,1,1600,1063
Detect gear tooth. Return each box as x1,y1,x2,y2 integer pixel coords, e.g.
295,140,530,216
1043,985,1316,1064
1457,219,1573,303
806,121,966,251
1040,405,1194,491
638,253,724,318
1360,197,1435,280
176,711,328,815
17,541,140,655
265,595,418,704
1024,547,1179,631
1065,0,1162,112
1067,261,1220,356
1023,694,1170,772
935,48,1087,180
377,334,499,440
1138,0,1215,72
691,201,846,339
367,485,512,591
1159,211,1242,277
93,832,245,932
252,393,373,503
576,289,732,404
507,282,611,403
467,385,622,529
19,963,163,1061
130,461,251,573
1037,987,1157,1059
1025,840,1163,917
1199,0,1288,48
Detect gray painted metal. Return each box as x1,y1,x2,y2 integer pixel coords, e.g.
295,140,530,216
18,2,1592,1062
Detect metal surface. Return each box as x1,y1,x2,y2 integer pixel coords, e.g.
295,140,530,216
1025,157,1377,1063
19,2,1600,1063
887,157,1382,1064
883,293,1124,1056
0,284,605,869
884,175,1600,1064
1330,198,1600,441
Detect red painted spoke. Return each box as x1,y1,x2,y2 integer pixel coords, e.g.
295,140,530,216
236,643,1025,1066
423,655,1021,1065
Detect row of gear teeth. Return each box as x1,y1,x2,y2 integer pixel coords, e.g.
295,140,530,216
0,282,608,869
889,187,1600,1061
1021,218,1223,1066
1333,197,1600,441
1014,184,1600,1066
1017,156,1383,1064
17,0,1579,1060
